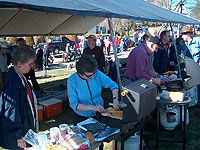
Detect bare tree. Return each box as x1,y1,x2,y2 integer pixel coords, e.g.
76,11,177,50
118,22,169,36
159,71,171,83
112,18,138,35
191,0,200,20
147,0,171,9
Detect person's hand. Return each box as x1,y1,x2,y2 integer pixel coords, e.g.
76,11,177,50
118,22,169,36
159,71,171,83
152,78,164,85
113,99,120,110
149,70,160,78
17,139,26,149
93,105,105,113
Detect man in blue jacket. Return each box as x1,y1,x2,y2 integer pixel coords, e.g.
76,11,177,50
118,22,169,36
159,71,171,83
181,26,200,63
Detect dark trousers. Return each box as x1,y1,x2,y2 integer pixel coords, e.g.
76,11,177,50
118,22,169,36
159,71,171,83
107,46,110,56
36,58,43,70
24,68,40,92
73,112,89,125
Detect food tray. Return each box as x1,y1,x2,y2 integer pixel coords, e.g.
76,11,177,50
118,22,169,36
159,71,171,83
77,118,120,141
157,96,191,106
165,80,184,91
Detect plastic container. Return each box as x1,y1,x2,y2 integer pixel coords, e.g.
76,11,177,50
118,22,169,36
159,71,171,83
39,98,62,118
37,105,43,122
50,127,60,143
124,134,140,150
59,124,68,138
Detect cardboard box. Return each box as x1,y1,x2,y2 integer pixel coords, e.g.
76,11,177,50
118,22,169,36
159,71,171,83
37,105,43,122
39,98,62,118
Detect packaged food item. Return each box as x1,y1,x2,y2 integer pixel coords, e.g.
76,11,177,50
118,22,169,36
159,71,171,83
169,92,184,102
46,145,65,150
42,131,51,141
58,134,90,150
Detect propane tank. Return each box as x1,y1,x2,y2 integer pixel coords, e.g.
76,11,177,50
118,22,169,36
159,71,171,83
160,105,179,130
124,133,140,150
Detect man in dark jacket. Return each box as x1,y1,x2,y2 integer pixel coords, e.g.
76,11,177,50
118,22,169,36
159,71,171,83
83,35,105,72
153,31,172,74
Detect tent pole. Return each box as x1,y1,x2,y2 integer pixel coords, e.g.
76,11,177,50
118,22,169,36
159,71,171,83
107,18,123,95
44,35,49,77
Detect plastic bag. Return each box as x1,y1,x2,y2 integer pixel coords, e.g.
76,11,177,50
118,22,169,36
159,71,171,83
23,129,51,150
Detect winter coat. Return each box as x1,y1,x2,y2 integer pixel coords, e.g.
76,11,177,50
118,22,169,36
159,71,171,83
0,67,38,149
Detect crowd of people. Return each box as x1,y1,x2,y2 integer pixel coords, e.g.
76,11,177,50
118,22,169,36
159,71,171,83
0,25,200,149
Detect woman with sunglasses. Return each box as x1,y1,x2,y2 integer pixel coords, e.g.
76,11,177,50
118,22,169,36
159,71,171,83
67,54,120,124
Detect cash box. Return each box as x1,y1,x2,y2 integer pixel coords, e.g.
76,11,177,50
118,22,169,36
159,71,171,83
37,105,43,122
39,98,62,118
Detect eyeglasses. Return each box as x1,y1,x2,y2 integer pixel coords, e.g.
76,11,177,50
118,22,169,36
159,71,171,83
83,72,95,78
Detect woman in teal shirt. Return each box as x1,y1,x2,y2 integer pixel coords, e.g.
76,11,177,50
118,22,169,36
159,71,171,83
67,54,120,124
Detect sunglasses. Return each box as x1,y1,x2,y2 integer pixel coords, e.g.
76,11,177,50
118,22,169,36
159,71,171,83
83,72,95,78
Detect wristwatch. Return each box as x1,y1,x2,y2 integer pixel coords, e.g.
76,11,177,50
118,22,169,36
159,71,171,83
113,96,118,100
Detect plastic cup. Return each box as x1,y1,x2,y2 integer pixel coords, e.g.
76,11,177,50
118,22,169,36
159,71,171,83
50,127,60,143
59,124,68,138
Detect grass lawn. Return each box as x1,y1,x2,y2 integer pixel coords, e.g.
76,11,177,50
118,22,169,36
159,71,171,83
1,68,200,150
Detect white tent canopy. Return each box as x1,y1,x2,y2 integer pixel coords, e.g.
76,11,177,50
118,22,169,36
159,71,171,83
0,0,199,36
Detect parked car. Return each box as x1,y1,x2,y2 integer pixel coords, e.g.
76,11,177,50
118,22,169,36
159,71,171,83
48,37,75,55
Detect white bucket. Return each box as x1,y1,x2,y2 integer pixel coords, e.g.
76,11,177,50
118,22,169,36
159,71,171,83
124,134,140,150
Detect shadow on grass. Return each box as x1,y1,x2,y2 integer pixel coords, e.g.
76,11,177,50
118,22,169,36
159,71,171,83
39,101,74,132
39,79,67,89
36,75,53,79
